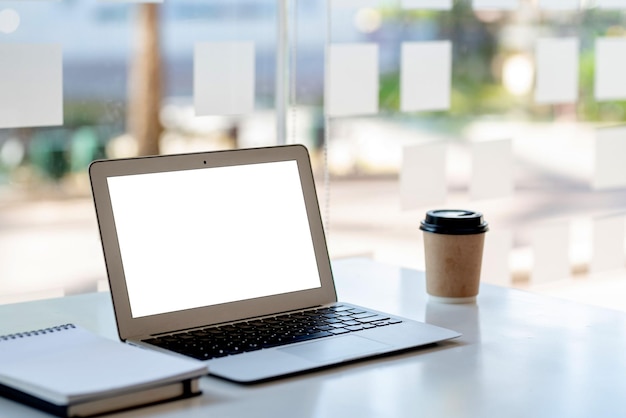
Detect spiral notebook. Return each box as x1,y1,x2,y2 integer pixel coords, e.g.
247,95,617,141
0,324,207,417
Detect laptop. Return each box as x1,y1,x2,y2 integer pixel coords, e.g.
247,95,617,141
89,144,460,383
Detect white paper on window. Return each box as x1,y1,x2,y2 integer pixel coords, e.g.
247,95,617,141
0,44,63,129
401,0,452,9
534,38,579,104
538,0,579,9
481,228,513,286
473,0,518,9
595,0,626,8
401,41,451,112
530,222,570,283
595,38,626,101
590,215,625,274
400,142,447,210
592,126,626,190
194,42,255,116
0,9,20,34
326,43,379,117
470,139,513,201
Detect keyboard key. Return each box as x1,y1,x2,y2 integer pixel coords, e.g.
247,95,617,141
221,326,237,333
351,312,377,319
330,305,351,312
244,342,262,351
212,349,229,358
372,321,390,326
189,330,210,337
345,325,364,331
356,315,390,323
292,331,333,343
341,320,361,326
347,309,366,314
317,325,334,331
329,328,350,335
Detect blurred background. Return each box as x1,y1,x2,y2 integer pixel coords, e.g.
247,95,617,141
1,0,626,310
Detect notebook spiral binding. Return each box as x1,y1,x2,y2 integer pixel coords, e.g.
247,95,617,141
0,324,75,341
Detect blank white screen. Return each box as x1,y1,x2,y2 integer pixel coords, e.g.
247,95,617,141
107,160,322,318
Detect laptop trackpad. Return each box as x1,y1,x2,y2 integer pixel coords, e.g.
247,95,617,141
279,335,390,364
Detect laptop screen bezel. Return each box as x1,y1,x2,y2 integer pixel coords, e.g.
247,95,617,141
89,145,337,341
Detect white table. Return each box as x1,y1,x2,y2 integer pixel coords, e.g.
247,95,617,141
2,258,626,417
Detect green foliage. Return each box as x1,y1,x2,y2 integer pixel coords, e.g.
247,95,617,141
379,4,626,127
578,36,626,123
64,101,125,129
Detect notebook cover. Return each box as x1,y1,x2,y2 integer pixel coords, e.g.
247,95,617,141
0,378,200,417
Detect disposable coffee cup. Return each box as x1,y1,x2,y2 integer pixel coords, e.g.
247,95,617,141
420,209,488,304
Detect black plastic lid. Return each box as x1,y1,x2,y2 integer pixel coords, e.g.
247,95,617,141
420,209,489,235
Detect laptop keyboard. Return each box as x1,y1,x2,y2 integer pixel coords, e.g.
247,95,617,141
143,305,403,360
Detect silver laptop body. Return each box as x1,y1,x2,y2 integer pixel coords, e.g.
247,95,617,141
89,144,460,383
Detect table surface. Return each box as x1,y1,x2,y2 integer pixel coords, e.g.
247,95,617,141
2,258,626,418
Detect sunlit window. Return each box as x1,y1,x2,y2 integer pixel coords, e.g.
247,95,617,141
1,0,626,311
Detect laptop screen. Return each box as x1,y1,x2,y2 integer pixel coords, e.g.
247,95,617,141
106,160,322,319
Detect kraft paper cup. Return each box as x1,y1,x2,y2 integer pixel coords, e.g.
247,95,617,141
420,209,488,304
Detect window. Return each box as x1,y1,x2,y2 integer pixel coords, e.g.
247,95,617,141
1,0,625,310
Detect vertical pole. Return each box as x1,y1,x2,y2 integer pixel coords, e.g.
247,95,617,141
128,4,163,156
276,0,289,145
322,0,332,233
